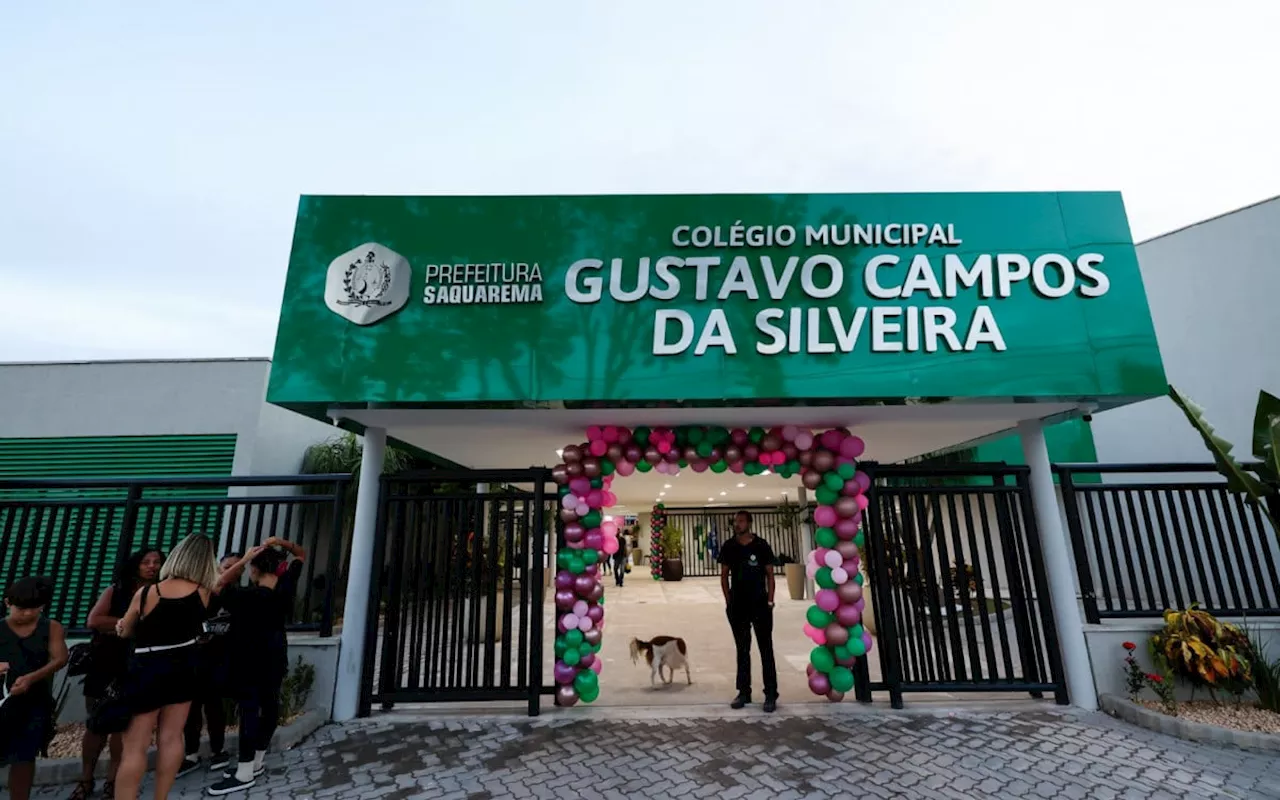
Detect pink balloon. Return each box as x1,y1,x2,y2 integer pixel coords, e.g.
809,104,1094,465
616,426,632,443
808,672,831,695
821,430,844,451
576,502,590,517
602,536,619,555
729,461,744,474
841,436,865,458
590,659,603,675
602,426,619,443
803,622,817,639
836,604,862,627
816,589,839,612
806,663,816,677
842,559,859,574
587,425,603,441
835,518,859,540
814,506,837,528
813,548,831,566
562,613,579,630
856,494,869,511
691,460,708,473
731,428,749,445
831,567,849,585
824,550,843,569
604,491,617,506
573,600,589,617
589,440,608,457
794,431,814,450
841,480,863,497
601,520,618,537
812,629,827,645
656,439,671,454
570,477,591,495
805,562,818,579
854,471,871,493
561,494,577,510
863,632,874,651
578,615,593,631
781,425,799,442
854,598,866,612
584,531,604,550
586,490,602,508
615,460,635,476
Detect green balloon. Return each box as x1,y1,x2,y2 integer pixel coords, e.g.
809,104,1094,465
574,670,598,693
563,647,581,666
838,462,856,480
748,426,765,443
709,426,729,444
810,646,835,674
816,486,839,506
634,426,651,444
854,572,865,586
557,551,572,569
558,486,571,496
554,638,567,657
816,566,835,589
711,460,728,474
580,684,600,703
696,441,713,458
788,460,801,473
590,477,603,489
581,548,599,565
806,606,833,628
688,427,705,444
600,459,615,476
853,532,866,549
678,459,688,468
833,644,853,662
743,462,760,476
565,628,584,647
636,460,653,473
830,666,855,693
824,472,845,491
582,511,602,529
851,624,864,639
815,527,837,549
848,638,868,657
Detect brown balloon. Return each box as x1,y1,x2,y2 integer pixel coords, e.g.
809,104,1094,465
560,508,581,524
803,470,823,490
625,445,643,463
825,623,850,647
724,445,742,464
836,581,863,604
644,446,662,465
835,541,860,560
812,450,835,473
799,450,813,467
782,443,798,460
583,627,603,647
562,445,582,464
684,446,699,462
835,496,859,519
582,457,602,478
606,444,623,462
743,444,760,462
826,690,845,703
566,462,584,477
761,433,782,452
551,464,569,485
708,447,722,462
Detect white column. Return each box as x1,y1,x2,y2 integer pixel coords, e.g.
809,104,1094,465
1018,418,1097,710
332,427,386,721
797,488,814,601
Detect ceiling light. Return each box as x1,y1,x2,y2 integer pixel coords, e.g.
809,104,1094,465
736,482,746,488
659,492,666,497
720,491,727,496
555,449,564,457
765,495,773,500
664,484,671,489
708,497,714,502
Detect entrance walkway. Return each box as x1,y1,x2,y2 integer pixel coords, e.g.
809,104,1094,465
46,707,1279,798
595,576,842,706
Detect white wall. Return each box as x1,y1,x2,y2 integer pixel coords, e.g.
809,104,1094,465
1091,196,1280,465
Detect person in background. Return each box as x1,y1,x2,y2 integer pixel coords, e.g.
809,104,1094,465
1,577,69,800
113,535,217,800
73,548,164,800
613,528,629,587
718,509,779,713
178,553,239,777
207,537,305,796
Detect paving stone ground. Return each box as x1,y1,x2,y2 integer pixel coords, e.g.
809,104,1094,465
34,707,1280,799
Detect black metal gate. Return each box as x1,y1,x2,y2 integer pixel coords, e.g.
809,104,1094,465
858,463,1068,707
663,505,806,577
360,470,553,716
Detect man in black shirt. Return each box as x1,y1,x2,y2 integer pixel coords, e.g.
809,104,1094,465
718,510,779,712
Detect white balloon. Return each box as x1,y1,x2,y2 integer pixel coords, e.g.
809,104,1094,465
579,616,594,631
562,613,579,629
573,600,588,617
824,550,843,569
831,567,849,585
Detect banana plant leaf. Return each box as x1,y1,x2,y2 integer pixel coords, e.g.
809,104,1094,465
1251,389,1280,483
1168,385,1270,503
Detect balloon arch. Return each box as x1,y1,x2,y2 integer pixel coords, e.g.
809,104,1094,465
550,424,873,707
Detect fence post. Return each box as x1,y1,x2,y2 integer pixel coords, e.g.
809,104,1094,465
321,479,347,638
116,484,144,567
861,462,905,709
1057,468,1100,625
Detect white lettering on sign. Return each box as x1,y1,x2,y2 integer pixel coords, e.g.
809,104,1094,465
422,262,544,305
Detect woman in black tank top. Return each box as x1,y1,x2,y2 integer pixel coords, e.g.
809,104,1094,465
1,576,68,800
113,535,218,800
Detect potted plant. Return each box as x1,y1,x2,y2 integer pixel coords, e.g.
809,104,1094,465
775,554,804,601
661,524,685,581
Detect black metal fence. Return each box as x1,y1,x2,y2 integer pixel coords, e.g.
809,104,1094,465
663,505,805,577
859,463,1067,707
362,470,551,716
1057,463,1280,622
0,475,350,635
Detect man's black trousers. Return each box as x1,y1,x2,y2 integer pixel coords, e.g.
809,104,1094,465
726,602,778,700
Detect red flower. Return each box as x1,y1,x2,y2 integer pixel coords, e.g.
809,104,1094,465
1146,673,1163,683
1122,641,1137,650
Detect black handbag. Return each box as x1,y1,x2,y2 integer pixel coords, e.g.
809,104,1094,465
66,641,96,677
85,679,132,735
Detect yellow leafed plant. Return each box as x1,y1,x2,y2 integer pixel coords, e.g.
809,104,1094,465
1150,605,1252,695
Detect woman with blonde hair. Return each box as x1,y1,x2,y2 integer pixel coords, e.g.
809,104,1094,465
113,534,217,800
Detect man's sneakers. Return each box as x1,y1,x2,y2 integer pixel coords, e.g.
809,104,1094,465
731,694,778,712
208,751,231,772
177,757,202,779
206,774,254,796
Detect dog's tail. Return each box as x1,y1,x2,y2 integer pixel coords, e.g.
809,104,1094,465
629,638,649,664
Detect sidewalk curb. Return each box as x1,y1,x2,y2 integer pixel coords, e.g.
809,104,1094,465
1099,693,1280,753
0,710,326,788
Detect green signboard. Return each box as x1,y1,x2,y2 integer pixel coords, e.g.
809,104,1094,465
267,192,1165,409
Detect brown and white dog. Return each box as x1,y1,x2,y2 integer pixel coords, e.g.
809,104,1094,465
630,636,692,687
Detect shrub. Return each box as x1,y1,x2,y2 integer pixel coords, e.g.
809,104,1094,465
1151,605,1252,698
1242,624,1280,713
280,656,316,722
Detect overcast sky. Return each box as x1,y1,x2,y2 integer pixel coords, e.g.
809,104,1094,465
2,1,1277,362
